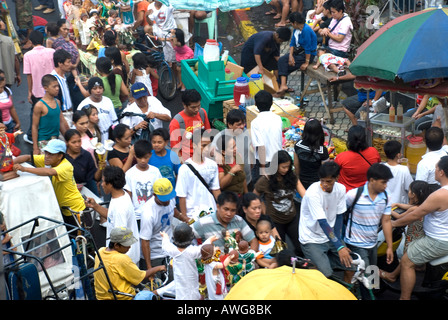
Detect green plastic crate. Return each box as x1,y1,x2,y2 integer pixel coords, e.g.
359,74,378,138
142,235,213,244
181,56,245,120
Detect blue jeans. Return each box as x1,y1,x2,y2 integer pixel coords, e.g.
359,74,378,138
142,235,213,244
346,244,378,268
404,108,433,132
301,241,353,277
323,45,349,58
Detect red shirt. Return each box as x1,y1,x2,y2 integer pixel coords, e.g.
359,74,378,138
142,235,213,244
169,109,211,161
334,147,381,191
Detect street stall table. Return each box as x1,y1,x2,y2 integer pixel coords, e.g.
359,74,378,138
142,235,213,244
299,64,354,124
0,163,74,298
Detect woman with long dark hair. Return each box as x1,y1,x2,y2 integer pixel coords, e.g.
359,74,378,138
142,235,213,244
105,46,128,86
294,118,329,190
334,125,381,191
254,150,302,255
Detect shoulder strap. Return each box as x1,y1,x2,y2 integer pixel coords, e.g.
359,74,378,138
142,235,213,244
357,150,372,166
174,109,206,135
330,15,346,33
186,162,214,196
348,186,364,238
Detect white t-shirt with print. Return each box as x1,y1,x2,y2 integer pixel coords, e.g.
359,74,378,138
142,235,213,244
147,2,177,35
124,164,163,220
175,157,220,219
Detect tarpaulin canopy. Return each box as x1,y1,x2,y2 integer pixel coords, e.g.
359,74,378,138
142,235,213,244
158,0,271,12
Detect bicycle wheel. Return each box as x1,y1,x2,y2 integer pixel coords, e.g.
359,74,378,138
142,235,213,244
158,63,177,101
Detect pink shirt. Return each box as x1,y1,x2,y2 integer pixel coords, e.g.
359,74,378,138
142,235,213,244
173,45,194,63
328,14,353,53
23,45,55,98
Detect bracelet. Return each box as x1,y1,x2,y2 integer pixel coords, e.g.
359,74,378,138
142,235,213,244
306,59,310,62
228,172,236,176
337,245,345,252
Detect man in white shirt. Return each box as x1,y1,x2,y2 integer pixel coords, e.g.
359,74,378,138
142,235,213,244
140,178,187,273
416,127,447,185
121,82,171,140
79,77,118,143
176,128,221,220
249,90,283,187
299,161,352,282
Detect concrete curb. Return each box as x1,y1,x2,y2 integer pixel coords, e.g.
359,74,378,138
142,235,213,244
231,9,258,41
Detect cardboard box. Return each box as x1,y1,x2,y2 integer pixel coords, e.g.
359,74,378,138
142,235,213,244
223,99,239,123
248,66,279,94
226,61,244,80
245,99,303,128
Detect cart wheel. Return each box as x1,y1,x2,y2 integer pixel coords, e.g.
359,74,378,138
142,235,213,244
158,64,177,101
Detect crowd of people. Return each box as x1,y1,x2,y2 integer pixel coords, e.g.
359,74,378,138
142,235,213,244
1,0,448,302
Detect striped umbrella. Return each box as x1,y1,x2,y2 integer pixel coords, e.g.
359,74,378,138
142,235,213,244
350,7,448,83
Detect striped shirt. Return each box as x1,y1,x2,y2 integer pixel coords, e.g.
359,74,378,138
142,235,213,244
344,182,391,249
191,212,256,251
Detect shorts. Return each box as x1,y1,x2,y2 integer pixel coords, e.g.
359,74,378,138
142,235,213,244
407,235,448,265
342,95,363,116
301,241,354,277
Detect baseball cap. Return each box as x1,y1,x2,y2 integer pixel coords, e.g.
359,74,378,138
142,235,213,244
131,82,149,99
153,178,176,202
87,77,104,92
109,227,138,247
42,139,66,154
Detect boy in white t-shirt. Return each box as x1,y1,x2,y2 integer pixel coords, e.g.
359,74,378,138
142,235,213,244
299,161,353,282
383,140,414,205
85,166,140,264
146,1,177,63
124,139,163,227
175,129,221,220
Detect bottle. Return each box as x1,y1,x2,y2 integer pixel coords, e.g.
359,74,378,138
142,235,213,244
397,103,403,122
221,50,229,66
249,74,264,97
233,77,250,106
238,94,246,116
389,105,395,122
406,135,427,174
225,68,234,81
203,39,220,64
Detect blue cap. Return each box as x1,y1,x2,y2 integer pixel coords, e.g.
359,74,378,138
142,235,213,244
130,82,149,99
42,139,66,154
